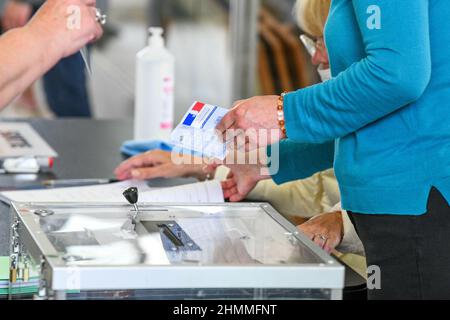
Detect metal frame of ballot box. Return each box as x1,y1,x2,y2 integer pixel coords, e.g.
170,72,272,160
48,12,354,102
9,202,345,300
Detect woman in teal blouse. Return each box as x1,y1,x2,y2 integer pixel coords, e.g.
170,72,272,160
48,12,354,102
217,0,450,299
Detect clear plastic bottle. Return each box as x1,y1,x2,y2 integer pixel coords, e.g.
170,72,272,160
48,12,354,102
134,27,175,141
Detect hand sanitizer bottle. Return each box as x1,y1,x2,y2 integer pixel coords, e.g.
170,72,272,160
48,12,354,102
134,27,175,141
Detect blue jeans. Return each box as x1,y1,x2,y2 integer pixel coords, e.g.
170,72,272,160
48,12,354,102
43,52,92,118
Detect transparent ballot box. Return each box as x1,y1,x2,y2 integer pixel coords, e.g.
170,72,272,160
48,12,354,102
9,202,345,300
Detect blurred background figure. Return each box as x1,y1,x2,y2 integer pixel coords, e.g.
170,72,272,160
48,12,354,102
0,0,109,118
1,0,317,122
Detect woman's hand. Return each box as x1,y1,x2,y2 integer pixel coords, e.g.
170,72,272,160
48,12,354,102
26,0,103,60
297,211,344,253
1,1,33,31
216,96,286,151
220,165,268,202
205,150,271,202
115,150,208,181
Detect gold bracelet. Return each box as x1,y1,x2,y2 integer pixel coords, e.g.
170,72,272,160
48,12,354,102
277,92,288,137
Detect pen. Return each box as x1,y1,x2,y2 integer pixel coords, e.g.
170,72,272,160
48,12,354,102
79,8,107,76
42,179,118,187
80,46,92,76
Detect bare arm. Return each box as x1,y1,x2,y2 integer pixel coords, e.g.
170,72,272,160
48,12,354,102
0,0,102,108
0,27,59,107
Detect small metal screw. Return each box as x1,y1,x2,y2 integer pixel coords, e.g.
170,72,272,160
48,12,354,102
62,255,82,263
34,210,55,217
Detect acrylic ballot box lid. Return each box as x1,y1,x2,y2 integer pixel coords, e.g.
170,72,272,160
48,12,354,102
10,202,345,295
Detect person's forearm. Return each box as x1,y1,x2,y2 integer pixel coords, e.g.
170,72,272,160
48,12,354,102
0,26,61,108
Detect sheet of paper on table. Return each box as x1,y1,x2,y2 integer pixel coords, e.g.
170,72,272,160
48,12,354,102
0,180,224,204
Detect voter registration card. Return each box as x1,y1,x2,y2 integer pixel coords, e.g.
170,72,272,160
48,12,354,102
171,101,229,159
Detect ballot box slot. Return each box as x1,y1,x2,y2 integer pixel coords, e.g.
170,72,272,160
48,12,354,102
141,220,201,252
159,224,183,247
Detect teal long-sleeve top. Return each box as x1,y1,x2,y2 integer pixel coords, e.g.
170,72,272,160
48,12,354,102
270,0,450,215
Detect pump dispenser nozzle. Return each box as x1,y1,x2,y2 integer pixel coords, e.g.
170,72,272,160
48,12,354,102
148,27,165,47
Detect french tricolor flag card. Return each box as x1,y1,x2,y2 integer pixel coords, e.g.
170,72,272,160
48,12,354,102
171,101,229,159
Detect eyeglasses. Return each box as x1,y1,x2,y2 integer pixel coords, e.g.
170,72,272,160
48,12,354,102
300,34,325,58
